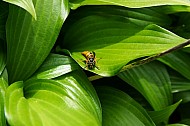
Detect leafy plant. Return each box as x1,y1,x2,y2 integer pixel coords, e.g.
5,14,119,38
1,0,190,125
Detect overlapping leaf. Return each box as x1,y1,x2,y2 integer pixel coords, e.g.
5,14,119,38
118,61,172,111
5,70,101,126
3,0,36,19
61,6,186,76
6,0,69,83
95,86,156,126
148,100,182,125
32,53,80,79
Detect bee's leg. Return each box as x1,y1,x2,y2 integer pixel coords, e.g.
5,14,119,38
77,59,86,63
77,59,88,70
95,65,100,70
96,58,102,63
84,66,87,70
92,51,101,62
83,62,88,70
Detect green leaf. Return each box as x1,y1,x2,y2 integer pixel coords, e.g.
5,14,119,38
70,0,190,10
0,69,8,126
166,124,188,126
180,118,190,125
0,1,9,41
0,41,6,76
0,1,8,76
6,0,70,83
95,86,156,126
118,61,172,111
3,0,36,20
32,53,80,79
173,91,190,104
158,51,190,80
5,70,101,126
156,5,190,14
170,74,190,93
66,6,172,27
61,6,186,76
148,100,182,125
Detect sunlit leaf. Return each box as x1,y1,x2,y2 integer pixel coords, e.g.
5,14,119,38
70,0,190,10
6,0,70,83
32,53,80,79
3,0,36,20
118,61,172,111
60,6,186,76
5,70,101,126
148,100,182,125
95,86,156,126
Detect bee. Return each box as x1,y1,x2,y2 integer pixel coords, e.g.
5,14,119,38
81,51,100,70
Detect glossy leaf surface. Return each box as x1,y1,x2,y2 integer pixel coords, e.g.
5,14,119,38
3,0,36,19
32,53,80,79
5,70,101,126
6,0,69,83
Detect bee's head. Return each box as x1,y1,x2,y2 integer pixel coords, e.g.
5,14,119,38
89,58,94,62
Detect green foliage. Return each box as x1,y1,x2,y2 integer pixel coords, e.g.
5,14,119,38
5,70,101,126
70,0,190,9
6,0,69,83
3,0,37,19
1,0,190,125
96,86,156,126
0,69,8,126
118,61,172,111
60,6,186,76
